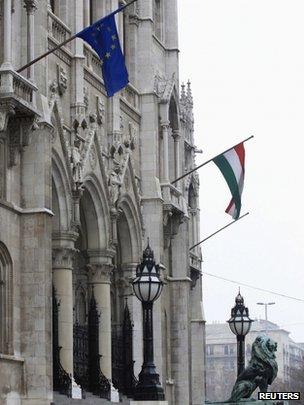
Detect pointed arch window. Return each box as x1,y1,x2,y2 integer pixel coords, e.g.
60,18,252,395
0,242,13,354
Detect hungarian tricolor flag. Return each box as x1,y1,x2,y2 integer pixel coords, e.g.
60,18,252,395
213,143,245,220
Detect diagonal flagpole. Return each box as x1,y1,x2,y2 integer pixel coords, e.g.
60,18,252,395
17,0,138,74
189,212,249,250
171,135,254,185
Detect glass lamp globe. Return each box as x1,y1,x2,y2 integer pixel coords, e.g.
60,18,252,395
132,243,163,303
228,291,253,337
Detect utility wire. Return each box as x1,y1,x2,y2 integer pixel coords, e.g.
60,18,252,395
202,271,304,303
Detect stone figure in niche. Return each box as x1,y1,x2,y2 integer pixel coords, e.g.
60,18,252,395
228,335,278,402
71,138,83,185
108,165,121,206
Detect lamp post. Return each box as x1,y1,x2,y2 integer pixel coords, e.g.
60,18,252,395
227,291,253,376
257,302,275,333
132,243,165,401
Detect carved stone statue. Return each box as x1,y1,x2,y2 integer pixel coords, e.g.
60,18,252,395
71,138,83,185
108,165,122,206
228,335,278,402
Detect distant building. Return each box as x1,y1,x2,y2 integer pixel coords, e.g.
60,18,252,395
205,320,304,402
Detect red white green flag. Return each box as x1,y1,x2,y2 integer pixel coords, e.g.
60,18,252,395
213,143,245,220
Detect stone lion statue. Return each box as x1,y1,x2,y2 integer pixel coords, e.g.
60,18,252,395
228,335,278,402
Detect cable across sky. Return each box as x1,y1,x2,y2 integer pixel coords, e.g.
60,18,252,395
202,271,304,303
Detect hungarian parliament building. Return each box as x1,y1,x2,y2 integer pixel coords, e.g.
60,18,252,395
0,0,205,404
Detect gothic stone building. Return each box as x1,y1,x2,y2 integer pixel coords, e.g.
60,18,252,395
0,0,205,404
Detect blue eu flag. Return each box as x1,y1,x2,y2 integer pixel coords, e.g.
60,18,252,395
77,10,129,97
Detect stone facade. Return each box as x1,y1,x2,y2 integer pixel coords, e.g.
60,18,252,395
0,1,205,404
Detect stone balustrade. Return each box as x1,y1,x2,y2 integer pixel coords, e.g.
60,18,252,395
48,10,72,46
120,83,140,111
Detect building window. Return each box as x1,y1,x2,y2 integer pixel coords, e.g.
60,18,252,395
224,345,229,355
0,242,13,354
153,0,163,40
206,345,214,356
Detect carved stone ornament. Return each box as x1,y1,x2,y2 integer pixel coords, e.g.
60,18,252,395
69,114,97,188
108,164,122,207
89,146,97,170
48,64,68,100
180,81,194,135
83,87,89,110
8,116,38,166
96,96,105,126
0,102,15,132
57,64,68,96
154,73,176,103
163,205,185,247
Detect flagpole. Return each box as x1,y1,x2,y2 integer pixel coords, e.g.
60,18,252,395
189,212,249,250
171,135,254,185
17,0,138,74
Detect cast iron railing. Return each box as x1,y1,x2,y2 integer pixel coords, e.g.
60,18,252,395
73,293,111,399
112,304,138,397
53,287,72,396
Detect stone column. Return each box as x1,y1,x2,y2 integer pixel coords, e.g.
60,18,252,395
161,120,170,184
172,130,181,185
88,259,113,379
24,0,37,80
83,0,90,26
52,247,75,376
1,0,12,69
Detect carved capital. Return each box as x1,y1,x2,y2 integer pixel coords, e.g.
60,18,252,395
87,263,113,284
160,120,170,130
172,130,181,141
52,247,75,270
24,0,37,14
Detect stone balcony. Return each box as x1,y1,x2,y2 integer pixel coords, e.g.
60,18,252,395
0,68,38,132
161,183,186,216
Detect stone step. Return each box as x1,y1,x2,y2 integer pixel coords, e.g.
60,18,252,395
52,392,130,405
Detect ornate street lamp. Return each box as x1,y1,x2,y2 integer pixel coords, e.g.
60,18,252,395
132,242,165,401
227,290,253,376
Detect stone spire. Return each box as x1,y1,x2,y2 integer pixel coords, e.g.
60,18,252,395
186,80,193,109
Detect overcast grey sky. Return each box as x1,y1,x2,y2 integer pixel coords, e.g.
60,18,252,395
178,0,304,342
